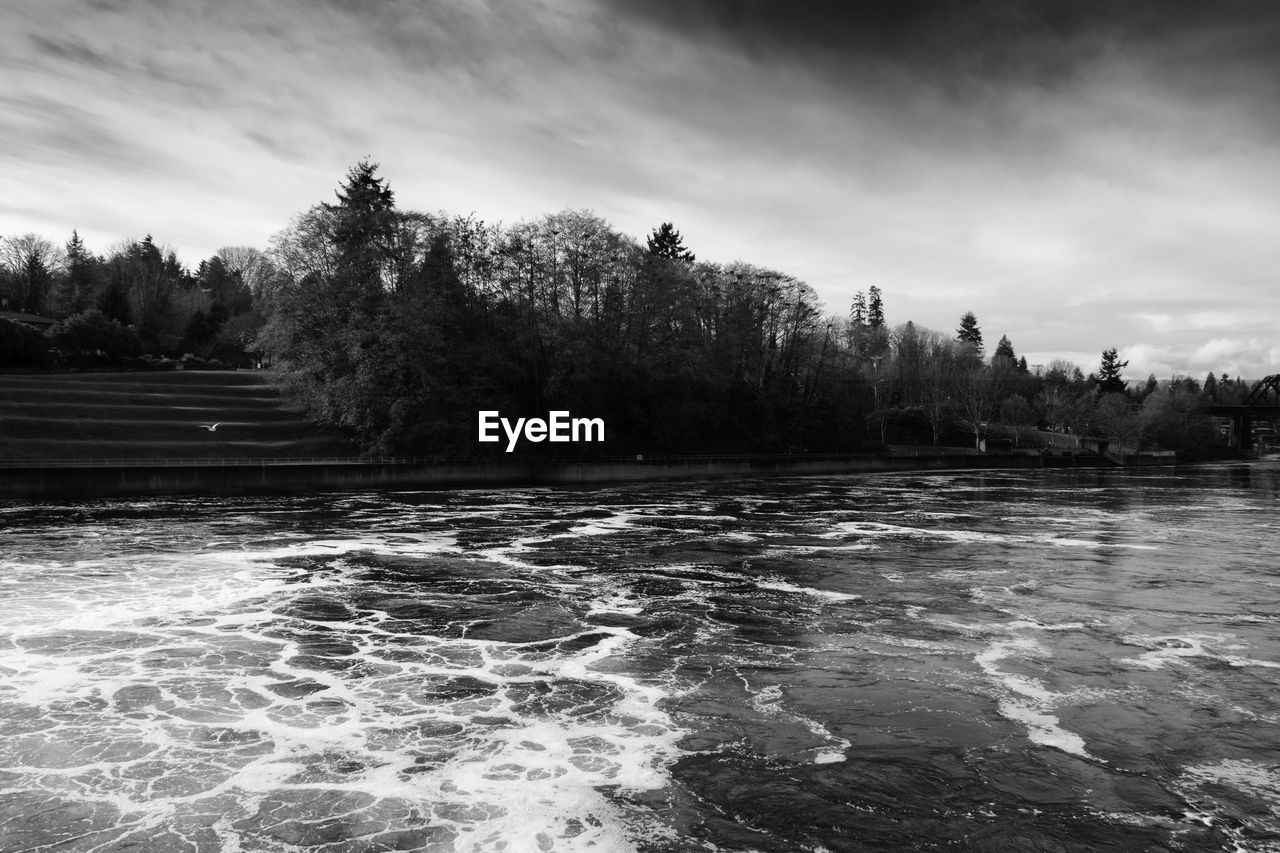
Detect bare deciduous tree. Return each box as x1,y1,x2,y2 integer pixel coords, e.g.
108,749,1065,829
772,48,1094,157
0,233,64,314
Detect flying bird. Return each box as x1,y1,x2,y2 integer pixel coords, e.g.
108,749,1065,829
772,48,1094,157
199,422,222,432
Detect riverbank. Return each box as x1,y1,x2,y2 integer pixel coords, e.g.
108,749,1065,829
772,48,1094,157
0,451,1086,499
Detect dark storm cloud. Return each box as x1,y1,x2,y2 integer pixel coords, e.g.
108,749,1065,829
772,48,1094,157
610,0,1280,79
29,34,131,73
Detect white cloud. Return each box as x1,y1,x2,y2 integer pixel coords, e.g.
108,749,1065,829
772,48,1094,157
1121,338,1280,381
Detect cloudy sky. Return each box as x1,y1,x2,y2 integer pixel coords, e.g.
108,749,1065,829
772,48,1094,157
3,0,1278,378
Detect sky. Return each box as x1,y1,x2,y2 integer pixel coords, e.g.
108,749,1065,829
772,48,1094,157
3,0,1279,379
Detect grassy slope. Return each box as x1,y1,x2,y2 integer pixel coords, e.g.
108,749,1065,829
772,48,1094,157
0,371,358,460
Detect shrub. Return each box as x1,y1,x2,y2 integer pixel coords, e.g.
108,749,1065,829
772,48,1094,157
48,309,143,362
0,318,52,367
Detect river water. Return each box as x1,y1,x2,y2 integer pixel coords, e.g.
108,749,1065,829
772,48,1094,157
2,463,1278,852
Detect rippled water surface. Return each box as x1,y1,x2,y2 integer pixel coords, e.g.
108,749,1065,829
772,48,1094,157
2,463,1279,852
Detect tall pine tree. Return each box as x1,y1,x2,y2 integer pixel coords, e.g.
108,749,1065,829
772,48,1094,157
867,286,884,328
993,334,1015,363
325,159,397,316
645,222,695,262
956,311,983,354
1096,347,1129,394
63,229,96,315
850,291,867,327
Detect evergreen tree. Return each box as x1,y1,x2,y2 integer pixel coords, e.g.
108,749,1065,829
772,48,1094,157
645,222,694,262
63,229,96,315
850,291,867,327
1096,347,1129,394
993,330,1013,361
866,285,884,328
325,159,397,315
1016,355,1028,373
1203,372,1218,401
956,311,983,354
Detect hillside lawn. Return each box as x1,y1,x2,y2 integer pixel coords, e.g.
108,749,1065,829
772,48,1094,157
0,370,357,461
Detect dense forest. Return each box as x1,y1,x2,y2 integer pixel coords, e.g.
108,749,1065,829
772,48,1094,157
0,161,1260,458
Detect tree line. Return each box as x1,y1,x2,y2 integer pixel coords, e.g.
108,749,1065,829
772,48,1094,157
0,160,1259,457
0,231,266,368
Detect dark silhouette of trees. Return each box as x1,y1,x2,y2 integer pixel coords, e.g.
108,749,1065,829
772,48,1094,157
993,334,1015,365
1095,392,1139,449
55,230,98,316
645,222,694,262
98,280,132,325
866,286,884,328
1140,373,1159,399
956,310,982,356
1203,372,1218,400
0,234,61,315
249,164,888,455
48,309,142,362
1095,347,1129,394
0,160,1255,460
103,236,186,350
850,291,866,327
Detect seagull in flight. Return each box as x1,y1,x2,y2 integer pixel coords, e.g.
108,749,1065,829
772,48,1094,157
199,422,222,432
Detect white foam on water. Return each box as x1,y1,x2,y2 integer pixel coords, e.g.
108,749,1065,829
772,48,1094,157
585,594,644,617
647,513,741,523
475,536,577,571
1181,759,1280,802
1045,537,1160,550
761,542,878,557
756,580,861,602
1004,619,1087,632
885,510,978,520
1171,759,1280,853
998,514,1076,525
1226,614,1280,625
1119,633,1226,670
1221,656,1280,670
812,519,1159,552
862,634,959,654
747,684,851,765
0,549,364,636
1120,632,1280,673
819,520,1011,544
0,534,692,851
975,636,1093,759
525,512,638,542
3,629,687,851
934,568,1011,580
224,533,463,562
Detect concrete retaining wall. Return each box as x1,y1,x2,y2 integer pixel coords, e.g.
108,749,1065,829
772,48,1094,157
0,454,1049,500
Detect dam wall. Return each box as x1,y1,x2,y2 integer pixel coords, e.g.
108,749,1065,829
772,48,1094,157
0,453,1050,500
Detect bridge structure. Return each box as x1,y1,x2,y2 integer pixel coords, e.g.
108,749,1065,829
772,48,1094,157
1208,374,1280,450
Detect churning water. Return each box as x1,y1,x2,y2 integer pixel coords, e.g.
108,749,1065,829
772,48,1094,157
2,463,1278,851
